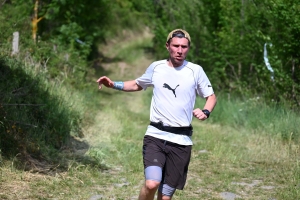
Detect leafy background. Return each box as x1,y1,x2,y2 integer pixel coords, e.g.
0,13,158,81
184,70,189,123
0,1,300,199
1,0,299,165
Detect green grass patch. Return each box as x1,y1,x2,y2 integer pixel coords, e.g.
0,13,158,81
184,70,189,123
0,56,83,167
196,93,300,142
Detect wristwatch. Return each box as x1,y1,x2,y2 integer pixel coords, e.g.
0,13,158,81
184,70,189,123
202,109,210,118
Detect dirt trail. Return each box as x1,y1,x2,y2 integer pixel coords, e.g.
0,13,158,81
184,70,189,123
83,29,154,148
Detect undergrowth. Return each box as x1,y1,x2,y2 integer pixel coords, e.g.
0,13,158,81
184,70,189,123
0,56,83,170
196,93,300,142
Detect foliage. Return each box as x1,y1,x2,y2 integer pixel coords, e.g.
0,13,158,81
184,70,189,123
0,57,82,162
0,1,89,88
0,3,299,198
2,0,299,109
151,0,300,109
39,0,110,48
1,0,300,162
0,0,155,162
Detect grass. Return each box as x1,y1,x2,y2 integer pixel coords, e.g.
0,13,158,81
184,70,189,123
202,94,300,142
0,57,84,162
1,29,300,199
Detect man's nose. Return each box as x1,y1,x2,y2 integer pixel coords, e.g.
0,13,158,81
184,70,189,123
177,47,182,53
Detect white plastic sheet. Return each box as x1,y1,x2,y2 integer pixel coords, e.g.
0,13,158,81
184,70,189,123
264,43,274,81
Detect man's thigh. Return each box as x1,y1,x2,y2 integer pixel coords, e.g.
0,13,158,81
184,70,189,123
164,142,192,189
142,135,166,169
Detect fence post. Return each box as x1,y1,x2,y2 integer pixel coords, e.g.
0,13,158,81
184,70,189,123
12,31,19,55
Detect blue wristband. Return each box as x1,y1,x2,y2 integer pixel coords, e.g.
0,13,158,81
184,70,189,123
113,81,124,90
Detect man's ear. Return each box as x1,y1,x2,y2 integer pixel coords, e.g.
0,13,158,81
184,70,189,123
166,43,169,51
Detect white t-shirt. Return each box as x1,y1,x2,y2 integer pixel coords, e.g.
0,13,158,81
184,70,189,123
135,60,214,145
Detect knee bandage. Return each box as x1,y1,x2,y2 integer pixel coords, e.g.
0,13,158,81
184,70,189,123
145,166,176,197
158,183,176,197
145,166,162,182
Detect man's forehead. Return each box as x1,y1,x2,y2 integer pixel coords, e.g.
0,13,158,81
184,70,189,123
169,37,189,45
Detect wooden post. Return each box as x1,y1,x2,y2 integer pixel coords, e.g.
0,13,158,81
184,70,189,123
32,0,43,43
12,31,19,55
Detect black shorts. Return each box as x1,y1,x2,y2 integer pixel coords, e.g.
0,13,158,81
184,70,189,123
142,135,192,190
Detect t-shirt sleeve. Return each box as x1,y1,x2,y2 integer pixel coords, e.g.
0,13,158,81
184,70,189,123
135,63,155,90
196,67,214,98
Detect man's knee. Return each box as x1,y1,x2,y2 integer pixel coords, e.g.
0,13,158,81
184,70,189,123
145,180,160,191
161,196,172,200
158,193,172,200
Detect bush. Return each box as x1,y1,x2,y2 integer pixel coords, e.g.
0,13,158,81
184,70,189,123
0,57,82,161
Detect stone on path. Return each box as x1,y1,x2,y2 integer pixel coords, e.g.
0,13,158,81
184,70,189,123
89,194,104,200
198,149,208,153
220,192,238,200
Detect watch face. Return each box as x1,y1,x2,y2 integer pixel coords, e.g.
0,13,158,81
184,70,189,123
202,110,210,117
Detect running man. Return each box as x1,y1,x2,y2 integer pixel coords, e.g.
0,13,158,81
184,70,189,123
97,29,217,200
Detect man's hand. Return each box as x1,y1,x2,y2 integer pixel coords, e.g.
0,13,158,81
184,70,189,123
193,94,217,120
96,76,114,89
193,108,208,121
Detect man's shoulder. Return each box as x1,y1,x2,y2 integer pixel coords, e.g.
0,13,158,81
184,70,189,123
185,61,203,71
147,60,167,70
150,60,166,66
143,60,166,74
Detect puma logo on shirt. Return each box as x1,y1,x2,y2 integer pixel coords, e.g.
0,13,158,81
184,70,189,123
163,83,179,97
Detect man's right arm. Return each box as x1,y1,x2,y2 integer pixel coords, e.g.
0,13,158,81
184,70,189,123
123,80,143,92
96,76,142,92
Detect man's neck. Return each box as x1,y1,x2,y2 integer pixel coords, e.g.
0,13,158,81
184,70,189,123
167,58,184,68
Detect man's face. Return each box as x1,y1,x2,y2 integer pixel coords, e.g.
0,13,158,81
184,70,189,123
166,37,190,67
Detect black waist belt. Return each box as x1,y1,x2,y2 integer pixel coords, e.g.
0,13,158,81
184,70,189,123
150,121,193,136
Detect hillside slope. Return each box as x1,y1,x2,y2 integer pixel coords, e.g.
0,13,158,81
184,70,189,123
1,29,299,200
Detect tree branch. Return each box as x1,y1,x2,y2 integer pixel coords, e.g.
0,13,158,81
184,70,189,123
5,119,38,128
2,104,45,106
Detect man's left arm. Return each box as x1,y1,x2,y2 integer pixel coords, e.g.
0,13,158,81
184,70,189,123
203,93,217,112
193,94,217,120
